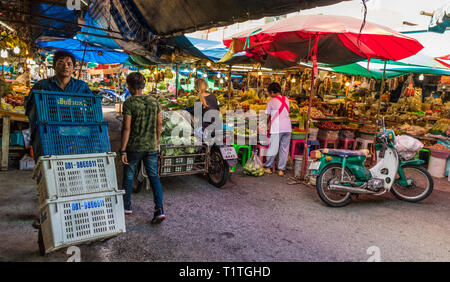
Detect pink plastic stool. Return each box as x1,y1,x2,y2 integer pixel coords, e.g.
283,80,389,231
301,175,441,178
318,138,338,149
338,138,356,150
290,139,307,162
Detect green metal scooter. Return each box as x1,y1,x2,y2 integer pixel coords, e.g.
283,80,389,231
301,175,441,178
308,119,433,207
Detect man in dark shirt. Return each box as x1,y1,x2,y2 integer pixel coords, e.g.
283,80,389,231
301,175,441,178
28,50,92,230
26,51,92,115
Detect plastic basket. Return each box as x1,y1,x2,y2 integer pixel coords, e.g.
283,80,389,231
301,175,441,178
39,191,126,254
0,132,25,147
318,129,339,140
33,153,119,206
308,128,319,141
339,130,355,139
32,122,111,161
186,157,195,171
291,132,306,140
429,149,450,159
357,131,376,140
27,90,103,127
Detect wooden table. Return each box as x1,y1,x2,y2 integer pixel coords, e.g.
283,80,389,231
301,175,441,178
0,110,29,171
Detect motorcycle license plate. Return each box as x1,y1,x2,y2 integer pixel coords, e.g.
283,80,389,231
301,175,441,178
309,161,321,171
219,146,238,160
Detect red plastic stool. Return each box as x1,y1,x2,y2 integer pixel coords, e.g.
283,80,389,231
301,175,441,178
290,139,307,162
338,138,356,150
318,138,338,149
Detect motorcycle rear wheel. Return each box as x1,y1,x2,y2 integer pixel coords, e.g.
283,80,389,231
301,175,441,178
207,148,229,188
316,164,353,207
391,165,433,203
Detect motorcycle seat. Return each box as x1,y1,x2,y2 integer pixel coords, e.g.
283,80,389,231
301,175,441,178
322,149,369,157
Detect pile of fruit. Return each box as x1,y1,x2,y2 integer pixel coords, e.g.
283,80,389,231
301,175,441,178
234,127,257,137
1,94,25,114
317,121,341,130
299,106,325,118
430,119,450,134
429,144,450,151
341,124,358,131
359,124,377,133
2,94,24,107
243,158,264,177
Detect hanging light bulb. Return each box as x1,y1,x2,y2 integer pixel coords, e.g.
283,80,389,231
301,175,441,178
345,82,350,87
220,79,224,84
206,61,212,67
1,49,7,58
203,73,208,78
216,73,221,78
225,76,229,81
13,46,20,54
258,71,263,76
419,74,424,81
291,78,296,83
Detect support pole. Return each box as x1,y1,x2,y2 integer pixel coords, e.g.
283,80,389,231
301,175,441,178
300,67,316,180
175,63,179,97
372,60,387,166
78,42,88,80
1,116,10,171
227,65,232,110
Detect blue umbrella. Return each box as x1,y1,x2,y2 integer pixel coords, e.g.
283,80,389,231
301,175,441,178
36,38,129,65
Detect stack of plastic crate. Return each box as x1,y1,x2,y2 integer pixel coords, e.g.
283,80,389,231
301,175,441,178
27,90,125,255
27,90,111,160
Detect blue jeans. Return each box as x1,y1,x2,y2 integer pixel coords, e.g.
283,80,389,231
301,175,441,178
122,151,163,211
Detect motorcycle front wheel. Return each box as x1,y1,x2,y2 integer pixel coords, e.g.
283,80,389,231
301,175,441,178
316,164,353,207
391,165,433,203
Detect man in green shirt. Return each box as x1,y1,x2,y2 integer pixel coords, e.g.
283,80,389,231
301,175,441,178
120,72,165,224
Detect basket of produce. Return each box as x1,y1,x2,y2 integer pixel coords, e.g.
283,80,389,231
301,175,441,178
291,127,306,140
308,128,319,141
243,152,265,177
357,124,377,140
429,144,450,159
317,121,340,140
339,124,358,139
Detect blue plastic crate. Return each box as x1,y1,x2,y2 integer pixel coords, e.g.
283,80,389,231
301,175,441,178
27,90,103,127
32,122,111,161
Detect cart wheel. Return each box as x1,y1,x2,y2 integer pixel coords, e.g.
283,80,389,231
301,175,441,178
38,229,46,256
207,148,230,188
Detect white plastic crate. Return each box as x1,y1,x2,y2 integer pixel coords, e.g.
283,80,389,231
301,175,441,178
39,191,126,254
33,153,119,205
186,157,195,171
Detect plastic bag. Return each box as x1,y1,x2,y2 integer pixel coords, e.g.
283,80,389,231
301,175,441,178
395,135,423,160
243,152,264,176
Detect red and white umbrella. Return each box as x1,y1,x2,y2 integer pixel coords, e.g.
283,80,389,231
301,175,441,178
224,14,424,178
435,55,450,68
224,14,423,68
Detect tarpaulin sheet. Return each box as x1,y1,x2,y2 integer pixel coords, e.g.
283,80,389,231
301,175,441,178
36,38,129,64
89,0,342,35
